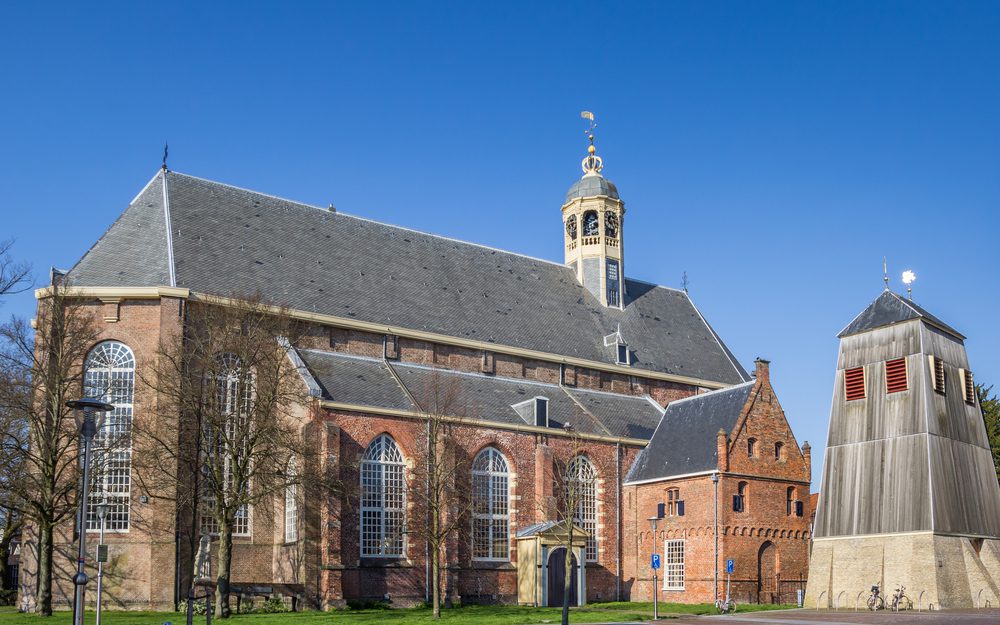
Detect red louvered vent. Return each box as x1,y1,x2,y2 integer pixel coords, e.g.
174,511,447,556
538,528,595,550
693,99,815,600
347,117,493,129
885,358,908,394
844,366,865,401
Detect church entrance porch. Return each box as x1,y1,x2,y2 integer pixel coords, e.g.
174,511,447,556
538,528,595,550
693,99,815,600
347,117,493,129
546,547,579,607
514,521,588,607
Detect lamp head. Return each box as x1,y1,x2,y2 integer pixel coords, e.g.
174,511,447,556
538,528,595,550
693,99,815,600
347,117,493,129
67,397,114,437
96,500,110,522
648,515,659,531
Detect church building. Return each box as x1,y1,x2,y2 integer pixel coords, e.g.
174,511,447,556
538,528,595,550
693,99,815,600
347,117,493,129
19,132,812,610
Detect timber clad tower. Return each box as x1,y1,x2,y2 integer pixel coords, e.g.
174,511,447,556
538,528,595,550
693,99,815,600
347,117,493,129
805,289,1000,608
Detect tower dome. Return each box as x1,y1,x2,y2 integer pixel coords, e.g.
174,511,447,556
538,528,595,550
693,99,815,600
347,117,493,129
565,174,619,203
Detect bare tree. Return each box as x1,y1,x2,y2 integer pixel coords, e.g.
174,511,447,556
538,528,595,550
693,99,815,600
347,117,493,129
0,240,31,299
404,371,473,619
0,358,27,600
134,295,315,618
550,427,603,625
0,285,101,615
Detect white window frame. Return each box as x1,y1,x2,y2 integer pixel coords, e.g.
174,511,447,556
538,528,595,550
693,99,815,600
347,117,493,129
284,457,298,544
471,447,511,561
84,341,136,533
360,434,407,557
199,354,253,538
567,455,598,562
663,539,685,590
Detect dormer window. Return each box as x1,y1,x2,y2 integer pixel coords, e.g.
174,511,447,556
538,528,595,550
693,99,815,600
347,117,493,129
534,397,549,427
616,343,630,365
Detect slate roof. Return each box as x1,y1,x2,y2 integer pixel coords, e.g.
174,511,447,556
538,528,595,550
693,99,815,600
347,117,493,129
295,349,666,440
625,380,756,483
66,170,748,384
837,290,964,340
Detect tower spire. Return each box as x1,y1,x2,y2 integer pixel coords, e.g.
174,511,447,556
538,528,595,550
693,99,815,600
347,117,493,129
883,257,889,290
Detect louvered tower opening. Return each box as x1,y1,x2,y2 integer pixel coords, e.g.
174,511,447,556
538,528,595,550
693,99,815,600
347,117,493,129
844,366,866,401
885,358,908,394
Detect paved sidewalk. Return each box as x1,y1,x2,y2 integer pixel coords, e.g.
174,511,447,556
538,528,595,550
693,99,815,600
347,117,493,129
640,607,1000,624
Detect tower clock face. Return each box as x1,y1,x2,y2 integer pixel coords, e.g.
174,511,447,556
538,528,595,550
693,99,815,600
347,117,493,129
583,212,599,236
566,216,577,239
604,212,619,238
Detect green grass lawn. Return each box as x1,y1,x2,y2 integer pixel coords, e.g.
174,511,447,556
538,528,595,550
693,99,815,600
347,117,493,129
0,602,795,624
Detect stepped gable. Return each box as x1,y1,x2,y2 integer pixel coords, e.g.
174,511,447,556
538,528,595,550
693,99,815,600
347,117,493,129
625,380,755,482
67,170,748,385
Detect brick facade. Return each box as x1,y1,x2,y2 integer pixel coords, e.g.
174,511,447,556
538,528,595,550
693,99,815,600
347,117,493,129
19,298,811,611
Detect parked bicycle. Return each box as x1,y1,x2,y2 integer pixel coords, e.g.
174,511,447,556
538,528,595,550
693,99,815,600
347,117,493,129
866,583,884,611
889,584,911,611
715,595,736,614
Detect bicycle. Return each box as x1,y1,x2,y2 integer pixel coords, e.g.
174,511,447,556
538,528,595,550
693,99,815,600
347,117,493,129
866,583,884,611
715,596,736,614
889,584,911,611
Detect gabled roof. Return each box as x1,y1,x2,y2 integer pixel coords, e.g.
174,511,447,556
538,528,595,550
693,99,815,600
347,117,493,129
295,349,665,440
837,290,964,340
625,380,756,483
66,170,748,385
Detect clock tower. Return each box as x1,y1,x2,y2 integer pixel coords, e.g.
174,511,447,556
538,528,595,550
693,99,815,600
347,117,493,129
562,130,625,308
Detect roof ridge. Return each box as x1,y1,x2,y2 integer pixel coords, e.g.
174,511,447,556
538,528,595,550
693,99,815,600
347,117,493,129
391,360,562,389
664,380,755,409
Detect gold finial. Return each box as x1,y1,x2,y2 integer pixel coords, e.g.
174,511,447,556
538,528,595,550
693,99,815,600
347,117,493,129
580,111,603,175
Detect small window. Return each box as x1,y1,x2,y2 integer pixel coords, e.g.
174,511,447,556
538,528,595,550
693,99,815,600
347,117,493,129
885,358,908,394
534,397,549,428
961,369,976,405
733,482,747,513
663,540,685,590
481,350,495,374
844,366,866,401
774,442,784,461
666,488,682,517
795,500,804,517
747,438,757,458
616,344,630,365
929,356,945,394
384,334,400,360
786,487,795,516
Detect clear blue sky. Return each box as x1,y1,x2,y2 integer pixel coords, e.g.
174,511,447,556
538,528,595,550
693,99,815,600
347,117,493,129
2,2,998,484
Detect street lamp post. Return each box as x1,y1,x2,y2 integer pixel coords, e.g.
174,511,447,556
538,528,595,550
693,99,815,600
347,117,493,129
67,397,114,625
648,515,660,620
95,500,110,625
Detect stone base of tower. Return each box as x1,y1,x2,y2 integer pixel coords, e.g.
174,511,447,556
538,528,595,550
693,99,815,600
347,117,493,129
804,534,1000,609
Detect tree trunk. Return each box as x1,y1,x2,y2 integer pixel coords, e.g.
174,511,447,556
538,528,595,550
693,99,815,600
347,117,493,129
37,522,53,616
561,541,572,625
432,544,441,619
215,524,233,618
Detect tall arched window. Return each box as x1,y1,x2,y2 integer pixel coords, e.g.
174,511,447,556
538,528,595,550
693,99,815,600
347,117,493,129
567,455,598,562
472,447,510,561
734,481,748,513
747,438,757,458
775,442,784,461
199,354,252,537
84,341,135,531
786,486,796,517
360,434,406,557
285,457,298,543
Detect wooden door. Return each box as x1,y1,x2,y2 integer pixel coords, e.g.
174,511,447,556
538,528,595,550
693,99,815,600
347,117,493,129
547,547,578,607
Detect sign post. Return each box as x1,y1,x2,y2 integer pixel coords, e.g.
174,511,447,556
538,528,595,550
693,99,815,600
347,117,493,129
726,559,734,608
651,553,660,619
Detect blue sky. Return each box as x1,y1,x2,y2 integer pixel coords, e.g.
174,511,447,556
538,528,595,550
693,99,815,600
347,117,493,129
1,2,998,484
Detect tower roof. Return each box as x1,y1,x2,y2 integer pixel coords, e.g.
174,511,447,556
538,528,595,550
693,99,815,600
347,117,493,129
565,173,620,203
837,289,964,340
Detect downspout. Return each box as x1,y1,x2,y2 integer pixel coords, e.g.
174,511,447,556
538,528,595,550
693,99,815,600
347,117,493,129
614,443,622,601
712,471,719,604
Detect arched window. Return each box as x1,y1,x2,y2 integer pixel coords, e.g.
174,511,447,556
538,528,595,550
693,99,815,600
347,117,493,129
734,481,748,513
285,457,298,543
472,447,510,561
200,354,252,536
360,434,406,557
747,438,757,458
775,442,784,461
84,341,135,531
786,486,796,517
567,455,598,562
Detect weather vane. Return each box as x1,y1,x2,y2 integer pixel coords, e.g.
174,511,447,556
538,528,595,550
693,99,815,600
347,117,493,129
162,142,169,171
579,111,603,174
902,270,916,300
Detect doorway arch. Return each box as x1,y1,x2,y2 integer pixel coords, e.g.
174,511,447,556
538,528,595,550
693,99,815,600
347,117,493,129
547,547,578,607
757,541,778,603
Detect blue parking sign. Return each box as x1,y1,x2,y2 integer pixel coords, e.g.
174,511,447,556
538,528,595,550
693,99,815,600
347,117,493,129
726,559,734,574
651,553,661,570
